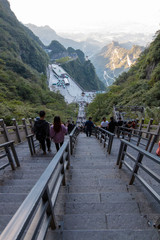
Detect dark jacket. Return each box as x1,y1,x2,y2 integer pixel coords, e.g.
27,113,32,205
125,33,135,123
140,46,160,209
33,120,50,141
85,120,94,130
108,120,116,133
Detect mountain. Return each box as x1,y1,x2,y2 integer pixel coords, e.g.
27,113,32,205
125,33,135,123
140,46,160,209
62,58,105,91
91,41,144,86
25,24,102,57
44,40,105,91
87,30,160,123
0,0,77,124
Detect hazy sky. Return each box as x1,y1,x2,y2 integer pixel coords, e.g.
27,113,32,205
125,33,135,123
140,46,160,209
8,0,160,34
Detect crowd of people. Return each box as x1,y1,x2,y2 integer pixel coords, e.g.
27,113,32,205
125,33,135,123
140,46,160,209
33,111,75,154
79,116,137,137
33,111,160,157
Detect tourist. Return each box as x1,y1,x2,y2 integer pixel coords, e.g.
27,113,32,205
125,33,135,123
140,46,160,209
50,116,67,152
85,117,94,137
117,117,123,126
108,117,117,133
33,110,51,154
100,117,109,130
67,120,73,134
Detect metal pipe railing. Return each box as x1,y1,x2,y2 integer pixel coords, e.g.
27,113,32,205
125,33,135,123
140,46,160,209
95,127,115,154
117,139,160,204
117,126,159,153
0,141,70,240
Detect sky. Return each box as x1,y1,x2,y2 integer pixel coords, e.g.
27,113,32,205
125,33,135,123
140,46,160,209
8,0,160,34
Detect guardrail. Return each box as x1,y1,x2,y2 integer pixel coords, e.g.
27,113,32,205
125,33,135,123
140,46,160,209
117,125,160,153
0,141,20,170
0,140,70,240
95,127,115,154
116,139,160,204
0,118,34,145
69,126,79,155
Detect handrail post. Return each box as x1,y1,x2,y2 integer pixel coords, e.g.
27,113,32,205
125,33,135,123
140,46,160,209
148,124,160,153
4,145,15,170
116,140,124,165
129,152,143,185
42,188,56,230
146,118,153,138
0,119,10,142
26,134,35,156
66,143,70,169
10,141,20,167
119,143,127,169
22,118,29,136
70,135,73,155
60,155,66,186
12,118,21,143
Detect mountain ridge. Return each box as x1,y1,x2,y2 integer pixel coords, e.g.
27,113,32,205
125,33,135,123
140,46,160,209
91,41,144,86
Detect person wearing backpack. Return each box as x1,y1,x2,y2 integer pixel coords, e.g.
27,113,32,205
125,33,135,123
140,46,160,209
33,111,51,154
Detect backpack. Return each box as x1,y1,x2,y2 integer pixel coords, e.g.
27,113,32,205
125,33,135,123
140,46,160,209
34,120,48,141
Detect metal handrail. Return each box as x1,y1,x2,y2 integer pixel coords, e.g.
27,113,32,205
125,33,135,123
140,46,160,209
69,126,79,155
117,139,160,204
0,141,70,240
0,141,20,170
117,126,159,152
95,127,115,154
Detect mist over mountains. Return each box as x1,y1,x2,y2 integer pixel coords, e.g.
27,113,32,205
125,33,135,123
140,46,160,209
26,24,152,57
26,24,147,86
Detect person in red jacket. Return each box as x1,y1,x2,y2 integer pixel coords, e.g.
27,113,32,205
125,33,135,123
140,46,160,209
156,140,160,156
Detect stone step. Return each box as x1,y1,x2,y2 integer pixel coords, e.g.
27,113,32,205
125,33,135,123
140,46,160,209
46,229,160,240
0,185,34,193
0,193,27,203
65,192,137,204
68,184,129,193
63,213,150,231
0,178,38,186
65,202,140,215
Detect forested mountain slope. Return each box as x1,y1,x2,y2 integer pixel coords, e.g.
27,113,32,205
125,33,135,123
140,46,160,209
46,41,106,91
61,55,106,91
0,0,77,124
87,31,160,123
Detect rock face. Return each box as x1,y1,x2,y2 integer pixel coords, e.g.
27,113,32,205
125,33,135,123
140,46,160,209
91,41,144,86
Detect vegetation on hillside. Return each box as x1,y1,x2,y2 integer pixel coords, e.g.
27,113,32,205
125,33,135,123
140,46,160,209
0,0,78,124
46,41,105,91
87,31,160,124
62,58,106,91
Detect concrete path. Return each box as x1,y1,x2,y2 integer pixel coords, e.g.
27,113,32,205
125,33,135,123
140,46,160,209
47,133,160,240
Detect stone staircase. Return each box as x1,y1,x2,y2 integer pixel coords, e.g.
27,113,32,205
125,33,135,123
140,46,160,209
0,134,160,239
46,134,160,240
0,141,55,233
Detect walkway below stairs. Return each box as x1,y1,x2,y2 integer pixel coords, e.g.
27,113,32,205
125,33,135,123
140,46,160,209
47,133,160,240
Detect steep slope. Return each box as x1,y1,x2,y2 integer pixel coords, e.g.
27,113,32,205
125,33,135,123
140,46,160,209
91,41,144,86
62,58,106,91
0,0,77,124
87,31,160,123
45,42,105,91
